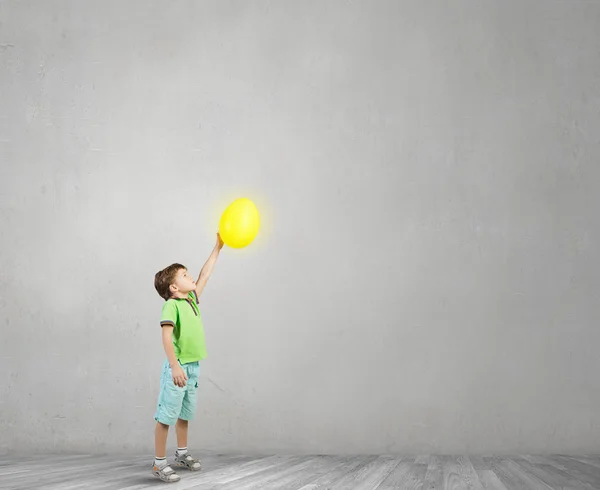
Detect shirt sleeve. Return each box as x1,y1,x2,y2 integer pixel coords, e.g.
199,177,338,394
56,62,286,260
160,300,178,327
189,290,199,304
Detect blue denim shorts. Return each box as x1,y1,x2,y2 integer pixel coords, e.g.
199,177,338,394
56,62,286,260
154,360,200,426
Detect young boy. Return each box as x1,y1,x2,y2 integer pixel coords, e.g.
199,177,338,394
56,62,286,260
151,233,224,483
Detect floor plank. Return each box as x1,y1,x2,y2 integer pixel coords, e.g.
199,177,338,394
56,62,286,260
263,455,342,489
547,455,600,489
219,456,318,490
444,456,484,490
469,456,490,471
295,456,375,490
319,455,381,489
509,456,592,490
423,454,444,489
328,455,400,490
178,454,294,487
484,457,544,490
569,456,600,470
475,470,509,490
376,461,427,490
501,458,554,490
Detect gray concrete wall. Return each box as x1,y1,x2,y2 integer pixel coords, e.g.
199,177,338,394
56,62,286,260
1,0,600,456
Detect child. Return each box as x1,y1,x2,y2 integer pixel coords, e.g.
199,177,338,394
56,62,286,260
151,233,224,483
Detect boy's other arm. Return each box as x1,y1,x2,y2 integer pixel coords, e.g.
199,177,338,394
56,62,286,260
195,233,224,299
161,326,187,387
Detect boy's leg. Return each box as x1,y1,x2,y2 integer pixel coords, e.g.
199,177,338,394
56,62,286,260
176,419,188,451
153,360,186,482
153,423,181,483
155,421,169,459
173,362,201,471
173,421,201,471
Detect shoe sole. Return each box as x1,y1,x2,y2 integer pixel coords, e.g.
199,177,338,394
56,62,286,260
153,471,181,483
173,462,201,471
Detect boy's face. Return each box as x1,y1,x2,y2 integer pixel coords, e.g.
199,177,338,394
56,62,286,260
170,268,196,297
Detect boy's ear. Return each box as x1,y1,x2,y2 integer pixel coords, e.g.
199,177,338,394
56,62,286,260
169,284,177,294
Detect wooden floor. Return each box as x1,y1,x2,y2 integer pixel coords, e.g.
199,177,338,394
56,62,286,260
1,453,600,490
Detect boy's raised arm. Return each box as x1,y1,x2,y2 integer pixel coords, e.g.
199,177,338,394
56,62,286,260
195,233,224,298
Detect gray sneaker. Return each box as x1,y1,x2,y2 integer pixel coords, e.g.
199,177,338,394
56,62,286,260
152,463,181,483
173,452,201,471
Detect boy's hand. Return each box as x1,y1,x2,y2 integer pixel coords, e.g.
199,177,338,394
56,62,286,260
171,365,188,387
216,233,224,250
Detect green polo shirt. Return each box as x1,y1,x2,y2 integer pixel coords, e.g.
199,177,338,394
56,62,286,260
160,290,207,363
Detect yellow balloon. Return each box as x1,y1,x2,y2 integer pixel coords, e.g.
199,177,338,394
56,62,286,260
219,198,260,248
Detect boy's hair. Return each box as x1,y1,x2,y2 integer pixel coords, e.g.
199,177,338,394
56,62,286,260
154,263,186,300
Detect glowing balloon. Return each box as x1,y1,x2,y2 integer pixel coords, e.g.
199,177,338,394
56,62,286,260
218,198,260,248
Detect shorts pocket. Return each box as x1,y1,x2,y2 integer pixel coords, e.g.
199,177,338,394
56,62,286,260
159,365,186,413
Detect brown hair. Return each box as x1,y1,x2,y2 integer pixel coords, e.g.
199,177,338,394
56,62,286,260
154,263,186,300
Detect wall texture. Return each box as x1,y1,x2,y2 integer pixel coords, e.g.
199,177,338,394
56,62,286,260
1,0,600,456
